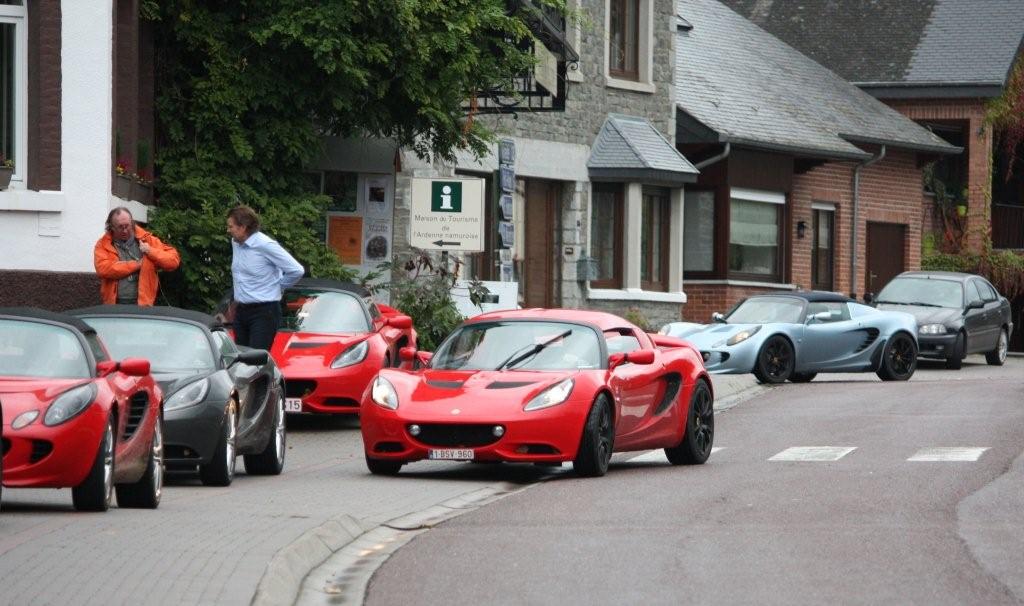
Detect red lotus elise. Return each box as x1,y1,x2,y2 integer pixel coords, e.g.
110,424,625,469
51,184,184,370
0,308,164,511
360,309,715,477
271,279,416,415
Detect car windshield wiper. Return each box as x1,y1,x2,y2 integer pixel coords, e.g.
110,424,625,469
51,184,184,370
494,329,572,371
875,300,942,307
905,301,942,307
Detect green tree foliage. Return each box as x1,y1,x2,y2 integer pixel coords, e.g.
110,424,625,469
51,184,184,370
147,0,552,311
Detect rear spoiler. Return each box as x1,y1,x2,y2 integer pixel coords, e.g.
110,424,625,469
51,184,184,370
649,333,690,348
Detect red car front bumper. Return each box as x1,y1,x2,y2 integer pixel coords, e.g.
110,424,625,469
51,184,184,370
2,403,107,488
360,396,591,464
283,362,380,414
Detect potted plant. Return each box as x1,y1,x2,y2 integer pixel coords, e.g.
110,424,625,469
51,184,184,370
131,140,154,204
0,156,14,190
113,158,134,199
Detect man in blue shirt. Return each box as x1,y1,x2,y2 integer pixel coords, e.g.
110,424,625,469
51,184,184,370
226,205,304,350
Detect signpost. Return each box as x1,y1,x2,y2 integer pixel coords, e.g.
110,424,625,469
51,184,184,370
409,178,485,252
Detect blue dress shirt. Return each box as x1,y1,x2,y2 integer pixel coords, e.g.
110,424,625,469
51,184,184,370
231,231,304,304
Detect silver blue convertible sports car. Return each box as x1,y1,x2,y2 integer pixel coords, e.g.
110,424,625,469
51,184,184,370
660,292,920,383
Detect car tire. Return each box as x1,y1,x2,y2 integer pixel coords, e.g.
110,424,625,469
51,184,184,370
73,415,115,512
244,388,286,475
573,394,614,477
877,332,917,381
789,372,817,383
200,402,237,487
753,336,794,384
366,456,403,475
985,328,1009,366
945,332,965,370
116,416,164,509
665,379,714,465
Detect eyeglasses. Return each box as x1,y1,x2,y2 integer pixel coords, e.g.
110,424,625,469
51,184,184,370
112,223,133,232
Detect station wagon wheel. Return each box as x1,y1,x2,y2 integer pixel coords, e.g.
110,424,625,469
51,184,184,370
877,332,917,381
665,379,714,465
753,336,794,384
574,394,614,477
985,328,1008,366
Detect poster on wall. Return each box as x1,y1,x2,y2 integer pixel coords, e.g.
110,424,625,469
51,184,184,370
363,219,391,263
328,216,364,265
365,176,390,218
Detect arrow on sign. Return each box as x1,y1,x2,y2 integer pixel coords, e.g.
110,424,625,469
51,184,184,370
432,239,462,247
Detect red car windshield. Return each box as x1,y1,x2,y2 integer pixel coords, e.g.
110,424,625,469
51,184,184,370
0,319,91,378
281,289,370,333
432,321,601,371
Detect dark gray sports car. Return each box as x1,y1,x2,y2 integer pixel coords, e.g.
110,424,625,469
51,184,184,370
71,305,286,485
873,271,1014,369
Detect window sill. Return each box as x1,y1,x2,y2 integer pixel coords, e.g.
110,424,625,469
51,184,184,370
588,287,686,304
604,76,656,94
683,279,797,290
0,189,66,212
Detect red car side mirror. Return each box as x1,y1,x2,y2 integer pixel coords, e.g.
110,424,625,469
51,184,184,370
399,346,418,362
387,315,413,329
118,358,151,377
626,350,655,365
607,353,626,371
96,360,118,377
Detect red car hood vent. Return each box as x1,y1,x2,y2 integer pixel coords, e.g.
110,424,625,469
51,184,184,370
486,381,536,389
287,342,332,350
425,379,464,389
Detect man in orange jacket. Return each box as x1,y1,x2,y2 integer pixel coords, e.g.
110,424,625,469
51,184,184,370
94,207,180,306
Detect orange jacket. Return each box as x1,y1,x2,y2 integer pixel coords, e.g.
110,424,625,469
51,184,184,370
94,225,180,306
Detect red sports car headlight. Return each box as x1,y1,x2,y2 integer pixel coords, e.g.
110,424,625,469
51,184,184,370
524,378,574,412
44,383,98,426
371,375,399,410
332,340,369,369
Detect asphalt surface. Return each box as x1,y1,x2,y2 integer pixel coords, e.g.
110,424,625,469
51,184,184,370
364,357,1024,606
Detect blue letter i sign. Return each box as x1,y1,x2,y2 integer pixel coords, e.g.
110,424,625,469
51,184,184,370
431,181,463,213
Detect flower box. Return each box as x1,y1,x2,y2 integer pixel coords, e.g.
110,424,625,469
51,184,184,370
113,173,133,199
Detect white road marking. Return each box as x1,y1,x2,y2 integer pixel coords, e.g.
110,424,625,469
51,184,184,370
768,446,857,462
629,447,724,464
908,447,989,462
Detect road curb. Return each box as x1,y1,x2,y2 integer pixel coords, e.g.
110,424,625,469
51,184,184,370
251,514,373,606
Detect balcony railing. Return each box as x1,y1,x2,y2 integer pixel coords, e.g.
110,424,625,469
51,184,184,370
992,203,1024,249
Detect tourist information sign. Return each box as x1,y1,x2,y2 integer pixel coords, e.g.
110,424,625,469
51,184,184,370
409,177,485,252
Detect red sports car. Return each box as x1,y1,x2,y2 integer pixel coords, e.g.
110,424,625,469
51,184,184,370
271,279,416,415
360,309,715,477
0,308,163,511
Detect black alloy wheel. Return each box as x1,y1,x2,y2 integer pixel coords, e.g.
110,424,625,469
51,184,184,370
753,336,794,384
665,379,714,465
945,332,965,370
877,332,917,381
116,416,163,509
574,394,614,477
73,415,115,512
244,387,287,475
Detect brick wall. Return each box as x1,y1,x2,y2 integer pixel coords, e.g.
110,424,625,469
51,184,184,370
27,0,62,191
885,99,990,252
0,271,101,310
682,283,792,323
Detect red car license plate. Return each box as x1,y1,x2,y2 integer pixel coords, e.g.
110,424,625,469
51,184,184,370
428,449,474,460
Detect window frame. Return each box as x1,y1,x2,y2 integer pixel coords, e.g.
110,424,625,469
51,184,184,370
0,4,28,188
682,188,717,278
811,206,835,291
727,191,785,283
589,182,624,289
607,0,640,81
640,187,670,292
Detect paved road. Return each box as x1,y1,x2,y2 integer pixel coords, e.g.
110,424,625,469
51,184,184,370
365,357,1024,605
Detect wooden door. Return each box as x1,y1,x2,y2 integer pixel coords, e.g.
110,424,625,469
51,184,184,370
523,180,557,308
865,222,906,297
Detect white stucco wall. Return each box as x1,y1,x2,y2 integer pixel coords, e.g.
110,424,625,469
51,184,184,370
0,0,113,273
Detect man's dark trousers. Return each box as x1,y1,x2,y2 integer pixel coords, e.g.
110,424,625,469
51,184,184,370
234,301,281,351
